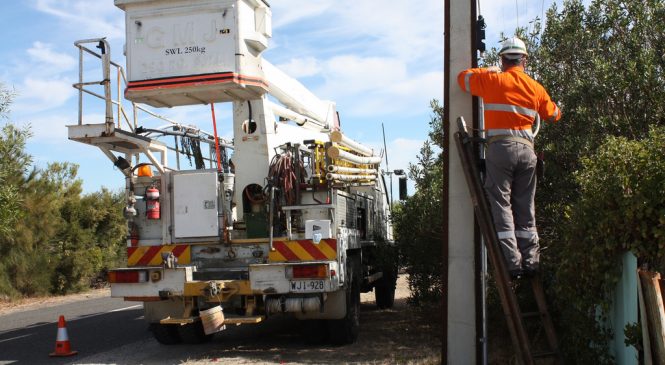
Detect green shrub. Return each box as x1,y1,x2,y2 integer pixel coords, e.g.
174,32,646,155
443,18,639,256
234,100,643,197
393,100,444,304
554,127,665,363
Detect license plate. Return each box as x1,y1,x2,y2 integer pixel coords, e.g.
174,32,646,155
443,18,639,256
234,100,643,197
290,280,325,293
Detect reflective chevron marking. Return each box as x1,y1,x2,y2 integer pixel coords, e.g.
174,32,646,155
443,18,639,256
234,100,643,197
269,239,337,262
127,245,191,266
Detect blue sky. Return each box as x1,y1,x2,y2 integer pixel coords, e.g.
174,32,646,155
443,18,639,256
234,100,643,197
0,0,564,194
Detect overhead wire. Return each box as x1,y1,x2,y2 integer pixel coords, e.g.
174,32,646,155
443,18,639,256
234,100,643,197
515,0,519,30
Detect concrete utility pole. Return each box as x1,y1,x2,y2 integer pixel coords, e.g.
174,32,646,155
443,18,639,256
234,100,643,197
443,0,480,363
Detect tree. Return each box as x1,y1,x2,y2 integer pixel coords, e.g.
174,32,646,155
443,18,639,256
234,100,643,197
393,100,444,304
398,0,665,361
512,1,665,362
0,81,126,297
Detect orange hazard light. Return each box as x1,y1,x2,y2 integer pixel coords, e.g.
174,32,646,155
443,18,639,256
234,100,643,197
137,165,153,177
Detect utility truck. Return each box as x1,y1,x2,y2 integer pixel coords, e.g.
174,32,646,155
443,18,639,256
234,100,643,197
68,0,399,345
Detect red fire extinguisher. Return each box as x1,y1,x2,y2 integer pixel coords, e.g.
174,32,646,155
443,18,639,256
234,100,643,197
146,186,160,220
128,223,139,247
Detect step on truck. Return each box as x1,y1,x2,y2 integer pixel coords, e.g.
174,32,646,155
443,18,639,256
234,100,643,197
67,0,400,345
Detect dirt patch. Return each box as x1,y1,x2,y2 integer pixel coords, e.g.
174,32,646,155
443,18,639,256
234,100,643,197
184,275,442,365
0,287,111,316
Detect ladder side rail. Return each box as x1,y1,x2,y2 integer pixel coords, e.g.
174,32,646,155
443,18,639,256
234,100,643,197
453,118,534,365
530,276,563,363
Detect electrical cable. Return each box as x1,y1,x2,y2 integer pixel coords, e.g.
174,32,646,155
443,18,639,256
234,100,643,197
516,0,519,30
268,150,303,207
210,103,223,172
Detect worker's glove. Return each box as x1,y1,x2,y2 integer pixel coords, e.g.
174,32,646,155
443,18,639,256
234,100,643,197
486,66,501,73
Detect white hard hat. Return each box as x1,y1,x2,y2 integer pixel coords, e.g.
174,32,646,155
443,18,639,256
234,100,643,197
499,37,528,59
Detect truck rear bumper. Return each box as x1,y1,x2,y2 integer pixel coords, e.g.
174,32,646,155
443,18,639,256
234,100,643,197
109,261,341,299
249,261,340,294
109,266,194,299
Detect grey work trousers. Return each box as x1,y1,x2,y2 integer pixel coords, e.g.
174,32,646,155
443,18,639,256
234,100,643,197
484,139,539,272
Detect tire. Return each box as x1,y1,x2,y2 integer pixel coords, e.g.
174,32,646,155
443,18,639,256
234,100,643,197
149,323,182,345
177,321,213,344
375,268,397,309
328,255,361,345
302,319,329,345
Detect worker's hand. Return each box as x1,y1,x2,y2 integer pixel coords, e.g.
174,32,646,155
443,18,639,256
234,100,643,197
486,66,501,73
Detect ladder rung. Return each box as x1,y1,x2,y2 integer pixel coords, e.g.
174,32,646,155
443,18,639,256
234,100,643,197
532,351,558,358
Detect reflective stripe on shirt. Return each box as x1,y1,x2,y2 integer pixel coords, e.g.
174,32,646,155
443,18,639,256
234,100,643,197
484,103,538,118
486,128,534,141
464,72,473,93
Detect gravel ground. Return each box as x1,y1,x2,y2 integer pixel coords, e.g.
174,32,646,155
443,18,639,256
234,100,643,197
180,275,441,365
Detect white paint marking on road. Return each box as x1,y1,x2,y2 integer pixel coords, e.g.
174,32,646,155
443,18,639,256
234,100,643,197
109,305,142,313
72,304,143,321
0,333,32,343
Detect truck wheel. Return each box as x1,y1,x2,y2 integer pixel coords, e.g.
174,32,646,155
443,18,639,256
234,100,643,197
328,255,360,345
149,323,182,345
302,319,329,345
177,321,213,344
375,268,397,309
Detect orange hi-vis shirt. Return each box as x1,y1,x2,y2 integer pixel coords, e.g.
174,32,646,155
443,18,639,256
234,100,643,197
457,65,561,141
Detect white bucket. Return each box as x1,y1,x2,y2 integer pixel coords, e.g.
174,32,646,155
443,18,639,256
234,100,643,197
200,306,226,335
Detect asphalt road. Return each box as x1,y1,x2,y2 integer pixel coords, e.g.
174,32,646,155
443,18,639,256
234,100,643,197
0,294,310,365
0,296,147,365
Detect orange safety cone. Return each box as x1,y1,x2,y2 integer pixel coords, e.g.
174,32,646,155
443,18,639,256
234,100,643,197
49,315,78,357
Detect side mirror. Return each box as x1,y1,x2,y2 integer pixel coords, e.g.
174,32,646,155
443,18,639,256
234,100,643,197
398,177,408,200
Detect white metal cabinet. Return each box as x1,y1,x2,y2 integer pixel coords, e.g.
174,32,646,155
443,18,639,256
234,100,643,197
173,171,219,238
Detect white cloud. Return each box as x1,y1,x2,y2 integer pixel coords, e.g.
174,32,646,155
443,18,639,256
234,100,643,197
271,0,334,28
390,138,424,171
25,113,70,141
27,42,77,70
33,0,125,40
276,57,322,79
322,56,406,93
332,0,442,60
13,77,75,113
310,55,441,117
266,1,443,121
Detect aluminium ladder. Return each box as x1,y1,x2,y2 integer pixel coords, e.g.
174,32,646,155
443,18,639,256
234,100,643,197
454,117,563,365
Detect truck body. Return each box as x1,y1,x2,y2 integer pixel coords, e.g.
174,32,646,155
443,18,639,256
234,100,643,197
67,0,398,345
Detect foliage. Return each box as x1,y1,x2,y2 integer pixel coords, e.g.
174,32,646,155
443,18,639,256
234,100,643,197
0,82,14,118
0,83,126,298
397,0,665,361
393,100,444,304
0,124,30,241
532,1,665,362
553,128,665,362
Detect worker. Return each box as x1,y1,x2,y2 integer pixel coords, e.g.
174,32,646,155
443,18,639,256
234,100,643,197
457,36,561,279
